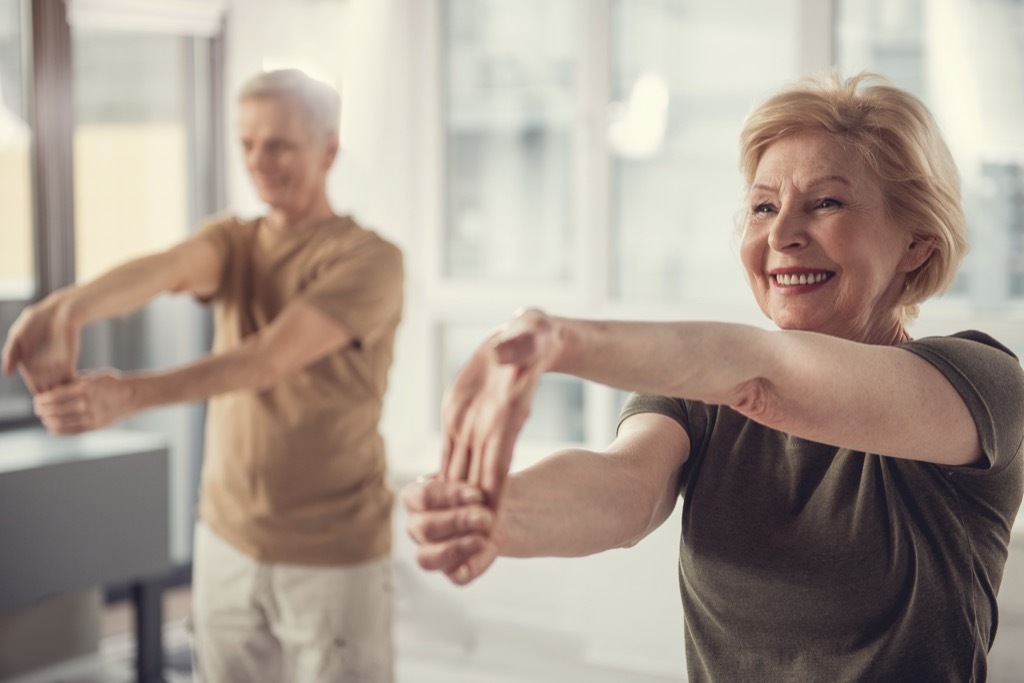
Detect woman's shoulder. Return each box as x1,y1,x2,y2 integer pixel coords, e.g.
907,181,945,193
903,329,1021,368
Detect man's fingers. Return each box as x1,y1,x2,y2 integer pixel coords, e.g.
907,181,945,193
34,397,87,419
33,384,84,409
40,415,90,436
1,338,18,375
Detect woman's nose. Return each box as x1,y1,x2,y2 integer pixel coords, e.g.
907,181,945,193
767,208,809,251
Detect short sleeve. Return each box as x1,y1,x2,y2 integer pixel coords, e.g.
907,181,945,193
300,236,404,348
188,214,238,303
902,331,1024,473
617,392,691,437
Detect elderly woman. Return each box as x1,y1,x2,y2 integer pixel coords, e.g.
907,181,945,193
402,72,1024,681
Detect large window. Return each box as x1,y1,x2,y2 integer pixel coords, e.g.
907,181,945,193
433,0,803,456
0,0,32,301
72,30,196,281
444,0,576,286
610,0,800,305
426,0,1024,460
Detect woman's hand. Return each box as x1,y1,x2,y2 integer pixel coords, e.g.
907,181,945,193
401,477,505,585
33,371,134,435
2,298,80,393
441,309,563,507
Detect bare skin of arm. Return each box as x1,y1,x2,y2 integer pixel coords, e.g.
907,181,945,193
2,238,222,392
32,298,352,435
441,309,979,511
404,412,689,585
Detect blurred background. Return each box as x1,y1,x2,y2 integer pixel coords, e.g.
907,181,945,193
1,0,1023,680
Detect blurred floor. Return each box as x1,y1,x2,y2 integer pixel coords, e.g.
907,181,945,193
6,543,1024,683
3,584,679,683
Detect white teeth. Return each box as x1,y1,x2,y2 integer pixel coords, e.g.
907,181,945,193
774,272,831,286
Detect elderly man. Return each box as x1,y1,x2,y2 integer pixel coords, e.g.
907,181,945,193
2,69,403,683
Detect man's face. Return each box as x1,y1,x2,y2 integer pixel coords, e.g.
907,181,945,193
237,95,337,214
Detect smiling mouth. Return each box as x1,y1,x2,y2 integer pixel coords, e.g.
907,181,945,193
772,272,834,286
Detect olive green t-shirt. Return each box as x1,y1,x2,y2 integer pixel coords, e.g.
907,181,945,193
619,331,1024,682
193,214,403,566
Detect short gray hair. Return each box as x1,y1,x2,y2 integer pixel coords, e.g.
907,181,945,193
238,69,341,137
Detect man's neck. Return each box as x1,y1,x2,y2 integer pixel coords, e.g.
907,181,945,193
266,197,335,231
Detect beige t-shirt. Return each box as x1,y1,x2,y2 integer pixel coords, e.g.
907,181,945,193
193,214,403,566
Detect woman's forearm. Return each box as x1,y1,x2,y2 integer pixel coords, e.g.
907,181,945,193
500,448,676,558
550,317,773,407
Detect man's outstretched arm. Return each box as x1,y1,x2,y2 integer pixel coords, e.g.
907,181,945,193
32,298,353,434
2,238,223,392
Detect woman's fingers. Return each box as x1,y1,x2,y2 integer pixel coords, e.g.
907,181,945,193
417,534,498,584
39,414,91,435
402,479,492,544
401,478,484,512
406,505,493,545
444,541,499,586
402,477,499,585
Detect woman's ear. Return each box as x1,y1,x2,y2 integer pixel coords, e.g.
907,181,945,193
899,237,935,273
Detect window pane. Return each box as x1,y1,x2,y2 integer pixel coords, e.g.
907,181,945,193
444,0,575,285
72,29,192,281
0,0,34,299
837,0,1024,301
609,0,801,305
440,323,585,444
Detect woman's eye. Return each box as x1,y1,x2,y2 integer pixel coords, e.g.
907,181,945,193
817,197,843,210
753,202,775,214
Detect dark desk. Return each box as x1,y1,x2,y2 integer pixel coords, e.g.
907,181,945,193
0,428,171,682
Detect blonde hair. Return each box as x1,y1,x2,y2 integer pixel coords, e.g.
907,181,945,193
739,71,968,321
239,69,341,137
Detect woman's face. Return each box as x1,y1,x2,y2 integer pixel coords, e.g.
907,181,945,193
739,129,927,344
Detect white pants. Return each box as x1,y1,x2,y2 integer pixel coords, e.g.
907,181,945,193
191,522,394,683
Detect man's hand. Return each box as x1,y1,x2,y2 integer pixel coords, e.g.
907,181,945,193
441,309,562,507
33,371,134,435
401,477,504,585
2,299,80,393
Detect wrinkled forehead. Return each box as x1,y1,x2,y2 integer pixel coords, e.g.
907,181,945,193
749,130,879,194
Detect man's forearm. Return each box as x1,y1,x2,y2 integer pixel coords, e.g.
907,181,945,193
51,251,191,330
124,339,277,414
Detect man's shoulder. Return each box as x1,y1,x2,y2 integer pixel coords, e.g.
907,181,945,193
319,216,403,263
194,212,260,240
